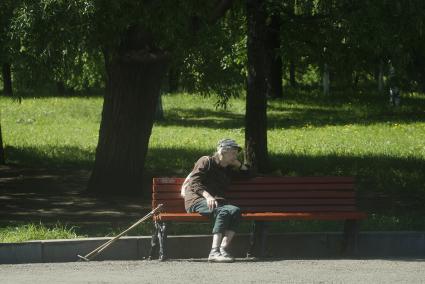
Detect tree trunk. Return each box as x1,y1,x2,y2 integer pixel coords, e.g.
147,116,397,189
0,122,5,164
265,14,282,99
323,63,330,95
2,63,12,97
289,60,296,88
88,28,168,195
245,0,269,173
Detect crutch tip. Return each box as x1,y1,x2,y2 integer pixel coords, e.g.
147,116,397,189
77,254,90,262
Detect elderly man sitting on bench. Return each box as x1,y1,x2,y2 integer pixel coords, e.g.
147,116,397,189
181,139,250,262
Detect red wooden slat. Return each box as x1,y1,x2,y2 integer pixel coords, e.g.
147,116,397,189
229,184,354,191
230,199,355,206
153,206,186,213
153,193,184,199
238,206,357,212
225,191,355,199
153,184,182,192
156,211,367,222
153,178,185,185
153,183,354,192
153,177,355,187
240,211,367,221
232,177,355,184
153,176,355,185
154,204,358,214
153,191,355,200
154,199,355,208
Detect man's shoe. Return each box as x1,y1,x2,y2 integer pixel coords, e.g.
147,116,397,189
220,247,235,262
208,251,234,263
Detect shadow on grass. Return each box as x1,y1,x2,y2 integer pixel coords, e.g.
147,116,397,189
156,107,245,129
4,145,95,170
157,100,425,130
3,144,425,225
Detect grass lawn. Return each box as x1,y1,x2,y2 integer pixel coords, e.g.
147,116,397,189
1,90,425,241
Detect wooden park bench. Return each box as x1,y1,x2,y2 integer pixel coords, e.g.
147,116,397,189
149,176,367,260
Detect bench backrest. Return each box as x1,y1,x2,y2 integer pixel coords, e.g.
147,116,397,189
152,177,358,213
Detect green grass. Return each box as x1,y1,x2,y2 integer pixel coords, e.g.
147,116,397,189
0,96,100,167
1,90,425,238
0,223,79,243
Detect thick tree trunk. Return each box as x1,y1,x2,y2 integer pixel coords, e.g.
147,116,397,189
88,28,168,195
2,63,12,97
0,122,5,164
265,14,283,99
245,0,269,173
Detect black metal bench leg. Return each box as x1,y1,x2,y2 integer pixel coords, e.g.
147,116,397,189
148,221,160,260
247,221,269,258
157,221,168,261
342,219,359,256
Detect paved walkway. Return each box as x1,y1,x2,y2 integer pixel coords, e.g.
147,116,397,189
1,259,424,283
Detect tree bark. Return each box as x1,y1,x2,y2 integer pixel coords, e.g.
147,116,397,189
2,63,13,97
0,122,5,164
265,14,283,99
245,0,269,173
88,28,168,195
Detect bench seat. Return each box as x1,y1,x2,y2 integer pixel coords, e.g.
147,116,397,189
157,212,366,222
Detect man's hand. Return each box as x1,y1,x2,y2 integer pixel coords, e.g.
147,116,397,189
229,159,242,168
206,196,218,210
202,191,218,210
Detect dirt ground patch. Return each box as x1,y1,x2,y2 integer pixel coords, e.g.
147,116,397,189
0,165,152,224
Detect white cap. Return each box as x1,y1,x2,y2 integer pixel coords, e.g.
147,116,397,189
217,138,242,152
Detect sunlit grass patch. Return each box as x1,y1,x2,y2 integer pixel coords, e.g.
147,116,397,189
0,223,80,243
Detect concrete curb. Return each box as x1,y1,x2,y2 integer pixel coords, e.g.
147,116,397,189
1,232,424,264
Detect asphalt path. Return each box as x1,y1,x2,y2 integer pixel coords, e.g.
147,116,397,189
1,258,424,284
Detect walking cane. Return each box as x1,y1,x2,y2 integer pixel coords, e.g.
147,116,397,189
77,204,163,261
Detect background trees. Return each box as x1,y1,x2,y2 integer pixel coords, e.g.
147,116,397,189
1,0,424,195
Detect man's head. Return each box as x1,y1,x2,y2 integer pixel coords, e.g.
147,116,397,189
216,139,242,166
216,138,242,153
